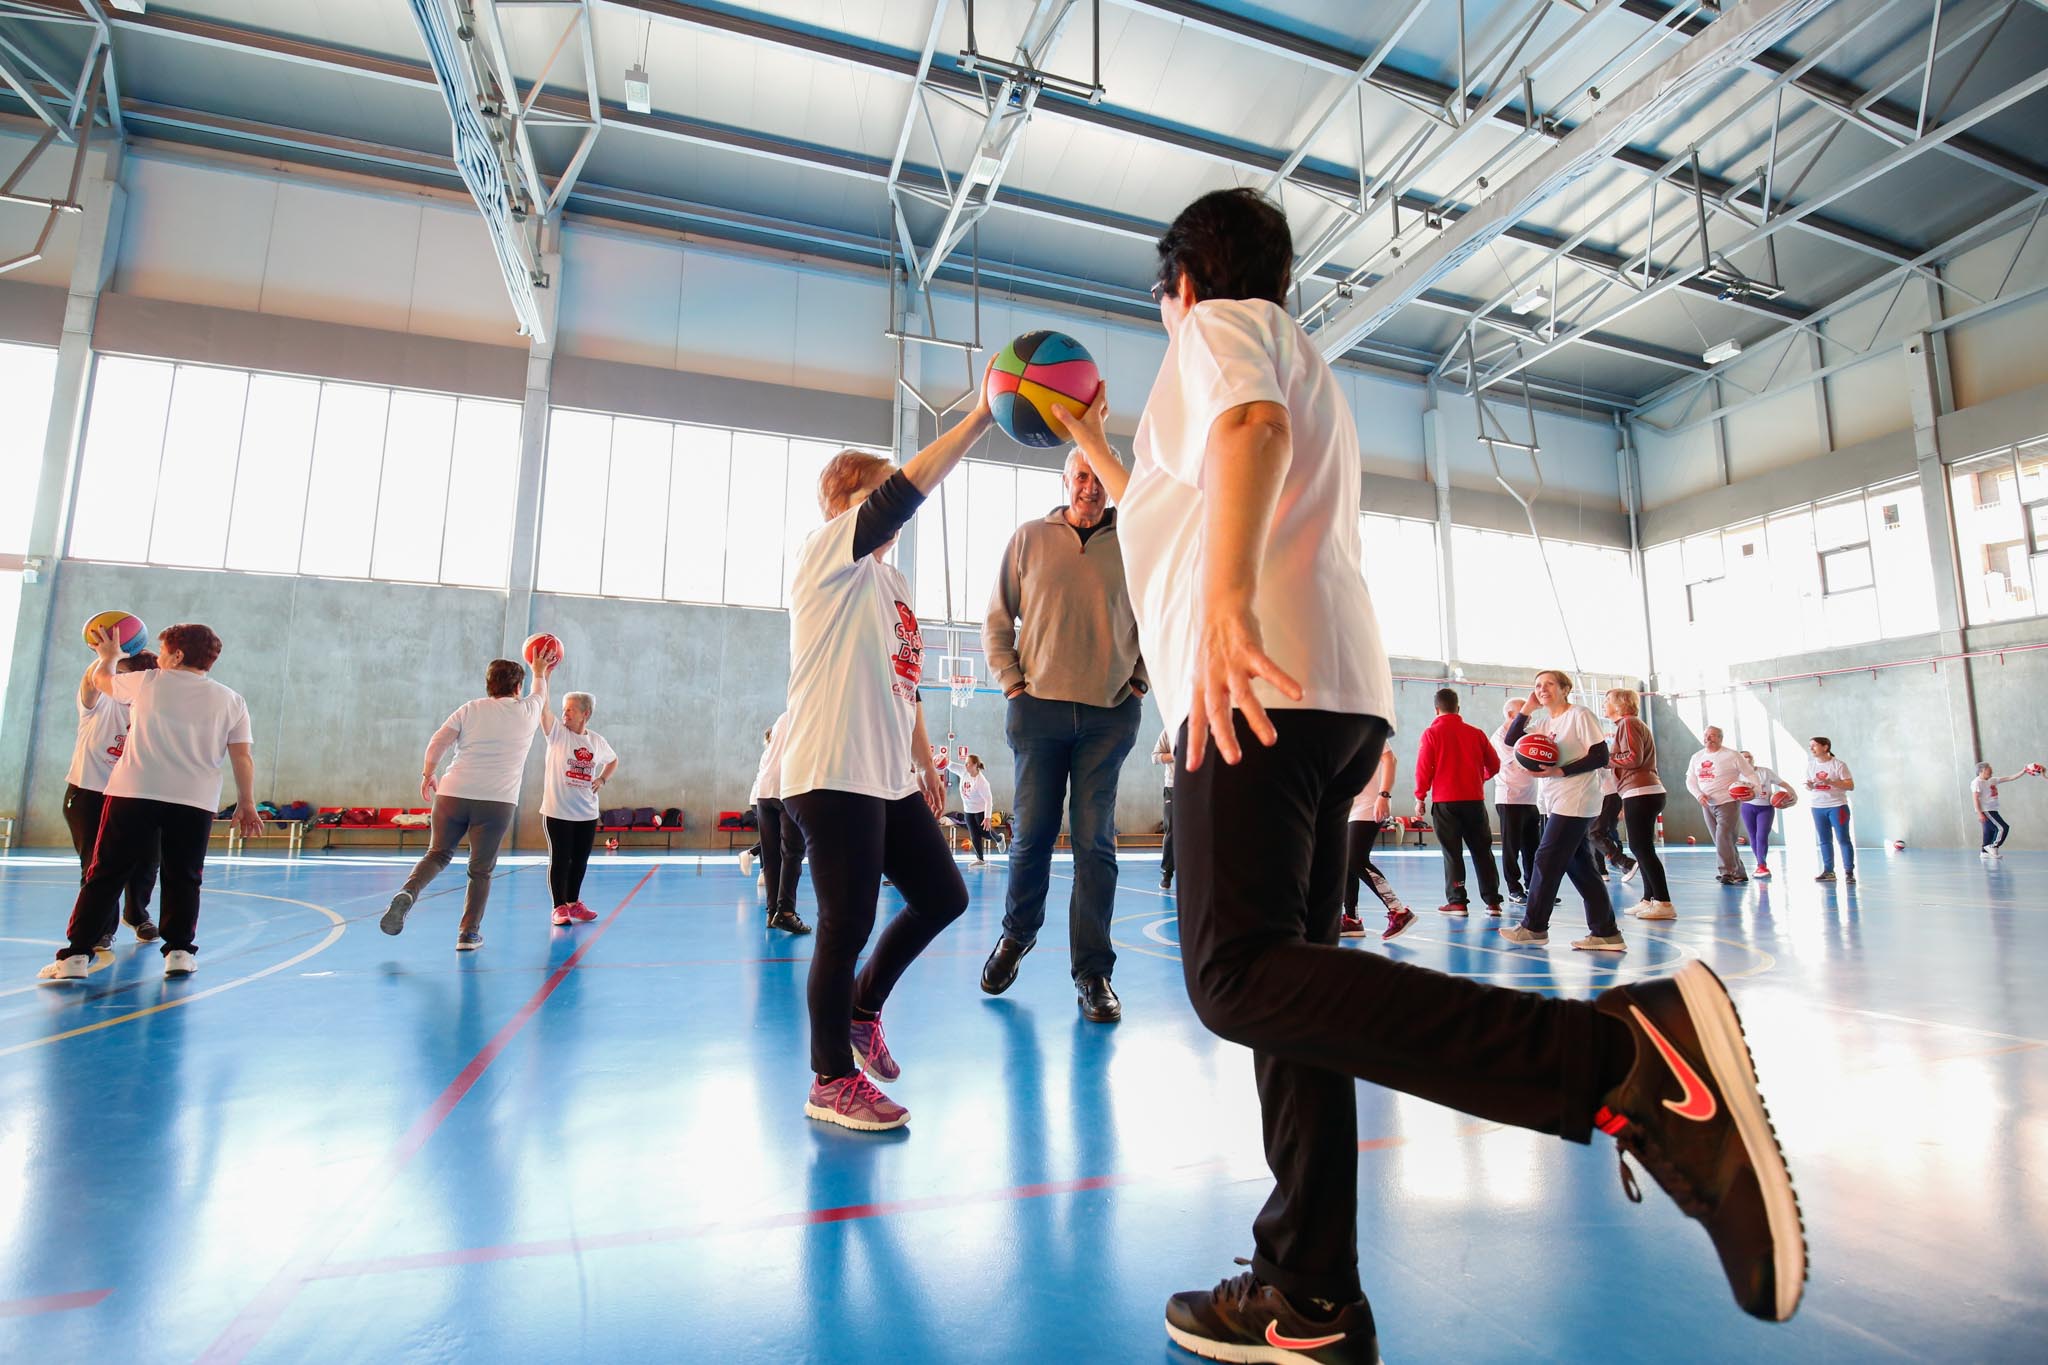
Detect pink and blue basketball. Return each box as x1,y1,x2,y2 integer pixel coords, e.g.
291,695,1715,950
83,610,148,656
985,330,1099,448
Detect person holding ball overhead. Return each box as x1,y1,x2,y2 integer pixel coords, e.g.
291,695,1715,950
39,623,261,983
383,650,553,949
62,641,164,949
1973,760,2039,859
779,387,992,1133
1045,188,1801,1360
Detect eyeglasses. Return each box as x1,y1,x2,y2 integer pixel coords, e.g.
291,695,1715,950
1148,279,1168,304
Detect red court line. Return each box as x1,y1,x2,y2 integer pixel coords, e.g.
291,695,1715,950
0,1287,112,1318
197,867,658,1365
310,1172,1142,1281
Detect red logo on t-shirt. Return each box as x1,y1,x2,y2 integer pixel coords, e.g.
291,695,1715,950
891,601,923,702
575,747,593,764
106,733,127,761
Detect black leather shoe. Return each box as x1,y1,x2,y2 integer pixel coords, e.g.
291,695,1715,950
1077,974,1121,1023
981,937,1031,995
767,908,811,935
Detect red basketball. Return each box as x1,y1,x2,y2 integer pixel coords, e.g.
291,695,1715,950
1728,784,1755,802
522,633,564,666
1514,734,1559,771
1770,790,1796,809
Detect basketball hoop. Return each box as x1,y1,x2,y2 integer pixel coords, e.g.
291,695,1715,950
949,673,976,709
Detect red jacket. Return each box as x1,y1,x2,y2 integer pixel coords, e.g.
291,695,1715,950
1414,713,1502,803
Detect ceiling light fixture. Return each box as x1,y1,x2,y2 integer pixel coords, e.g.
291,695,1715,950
1510,289,1549,315
1702,339,1743,365
625,63,652,114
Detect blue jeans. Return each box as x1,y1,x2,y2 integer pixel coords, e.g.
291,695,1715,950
1001,692,1142,980
1812,805,1854,873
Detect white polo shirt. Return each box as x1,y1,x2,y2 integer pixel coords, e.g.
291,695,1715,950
102,669,253,813
1120,297,1394,736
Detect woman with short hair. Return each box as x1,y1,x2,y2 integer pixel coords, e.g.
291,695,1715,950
780,399,991,1133
959,753,994,867
1051,187,1802,1354
539,688,616,926
383,653,553,950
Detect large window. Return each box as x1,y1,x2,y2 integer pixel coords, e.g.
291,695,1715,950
66,357,520,586
533,409,873,608
1645,477,1937,684
1,341,59,555
1951,438,2048,625
913,457,1065,624
1358,512,1442,661
1450,526,1645,675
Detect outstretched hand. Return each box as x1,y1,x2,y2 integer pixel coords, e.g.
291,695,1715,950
1185,600,1302,771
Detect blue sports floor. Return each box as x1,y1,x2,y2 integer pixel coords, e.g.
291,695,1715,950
0,839,2042,1362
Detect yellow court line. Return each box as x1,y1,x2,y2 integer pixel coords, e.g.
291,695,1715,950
0,890,346,1059
0,947,117,1001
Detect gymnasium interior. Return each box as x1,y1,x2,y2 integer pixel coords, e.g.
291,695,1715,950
1,1,2044,1360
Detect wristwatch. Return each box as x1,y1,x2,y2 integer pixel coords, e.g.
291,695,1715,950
1379,790,1392,798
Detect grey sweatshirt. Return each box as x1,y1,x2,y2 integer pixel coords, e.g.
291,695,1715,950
982,507,1149,709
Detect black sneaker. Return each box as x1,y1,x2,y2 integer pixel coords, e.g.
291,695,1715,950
1164,1269,1378,1364
94,933,114,952
380,890,414,936
767,908,811,935
1594,960,1806,1322
133,919,161,943
1813,871,1835,883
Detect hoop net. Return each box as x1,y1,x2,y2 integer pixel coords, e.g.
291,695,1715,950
949,674,976,709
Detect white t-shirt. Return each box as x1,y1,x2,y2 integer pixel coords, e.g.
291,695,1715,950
66,692,131,793
102,670,253,812
1973,774,2000,812
1746,766,1786,807
750,713,791,803
961,770,993,814
1807,756,1851,808
781,507,922,802
431,695,543,805
1491,726,1537,806
1121,298,1394,735
540,724,616,821
1526,705,1605,820
1687,747,1755,804
1599,765,1618,799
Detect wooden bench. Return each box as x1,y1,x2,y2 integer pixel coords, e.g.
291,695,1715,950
599,823,684,851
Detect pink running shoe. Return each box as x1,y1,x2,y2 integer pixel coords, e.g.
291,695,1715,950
550,906,572,926
849,1017,900,1081
1383,907,1417,941
566,901,597,922
805,1073,908,1131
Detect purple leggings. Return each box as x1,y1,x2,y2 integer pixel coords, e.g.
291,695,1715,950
1739,803,1775,863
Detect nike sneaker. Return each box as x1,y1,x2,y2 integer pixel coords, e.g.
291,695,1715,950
1164,1269,1378,1364
1594,961,1806,1322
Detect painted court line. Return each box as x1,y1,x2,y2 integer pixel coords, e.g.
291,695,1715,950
300,1125,1508,1286
0,891,348,1058
0,1287,112,1318
198,866,658,1365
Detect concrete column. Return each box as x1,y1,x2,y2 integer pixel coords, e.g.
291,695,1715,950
0,157,126,840
1617,417,1656,687
1709,379,1731,485
500,233,561,850
1806,333,1834,453
1422,388,1457,663
1905,330,1982,831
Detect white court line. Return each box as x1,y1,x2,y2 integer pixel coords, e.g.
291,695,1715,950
1803,1002,2048,1048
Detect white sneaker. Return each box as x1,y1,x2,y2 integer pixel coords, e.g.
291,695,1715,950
1622,862,1640,884
1635,901,1677,921
163,950,197,978
37,956,88,984
738,849,756,877
756,872,767,891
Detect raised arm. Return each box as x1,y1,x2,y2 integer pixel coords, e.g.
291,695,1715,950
85,628,122,699
901,391,994,499
1046,384,1128,502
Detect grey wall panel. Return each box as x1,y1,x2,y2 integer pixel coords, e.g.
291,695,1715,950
89,293,529,399
1639,428,1917,545
0,281,66,345
550,353,893,447
1935,376,2048,464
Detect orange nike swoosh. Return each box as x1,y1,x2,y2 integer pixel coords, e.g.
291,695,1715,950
1630,1004,1718,1121
1267,1321,1345,1351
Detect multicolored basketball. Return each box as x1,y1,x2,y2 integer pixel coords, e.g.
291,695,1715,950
522,633,564,667
83,610,148,656
1514,733,1559,771
1770,789,1796,809
985,330,1099,448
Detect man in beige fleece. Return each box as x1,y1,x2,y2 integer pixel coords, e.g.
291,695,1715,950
978,448,1148,1023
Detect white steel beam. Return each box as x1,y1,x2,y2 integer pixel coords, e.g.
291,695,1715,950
1310,0,1844,363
